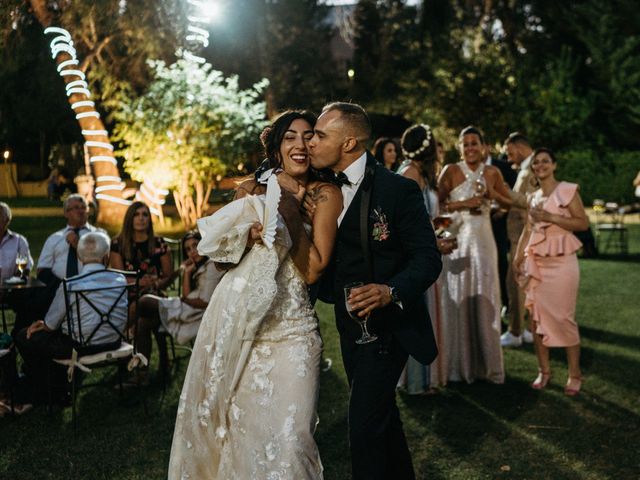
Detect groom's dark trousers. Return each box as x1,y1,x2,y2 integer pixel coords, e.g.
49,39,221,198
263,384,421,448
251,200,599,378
322,154,441,479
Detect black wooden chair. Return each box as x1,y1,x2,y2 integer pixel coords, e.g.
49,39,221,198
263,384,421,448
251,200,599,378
52,268,146,429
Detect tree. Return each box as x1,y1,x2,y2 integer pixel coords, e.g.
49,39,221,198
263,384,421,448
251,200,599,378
0,0,183,223
200,0,343,114
113,58,268,228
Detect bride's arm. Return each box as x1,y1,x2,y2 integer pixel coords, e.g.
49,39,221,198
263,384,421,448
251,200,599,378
214,179,264,271
279,183,342,284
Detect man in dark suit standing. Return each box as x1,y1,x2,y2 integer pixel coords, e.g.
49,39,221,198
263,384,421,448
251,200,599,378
484,145,517,315
310,102,441,479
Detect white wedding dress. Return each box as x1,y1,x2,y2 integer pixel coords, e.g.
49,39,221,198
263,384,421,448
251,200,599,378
168,194,324,479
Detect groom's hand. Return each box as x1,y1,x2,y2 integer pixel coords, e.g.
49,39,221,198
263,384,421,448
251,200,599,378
348,284,392,317
278,190,301,218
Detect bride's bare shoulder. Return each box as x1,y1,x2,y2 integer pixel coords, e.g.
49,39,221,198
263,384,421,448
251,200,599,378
307,181,342,202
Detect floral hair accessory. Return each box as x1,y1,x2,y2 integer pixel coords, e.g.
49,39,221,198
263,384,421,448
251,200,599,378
401,124,432,159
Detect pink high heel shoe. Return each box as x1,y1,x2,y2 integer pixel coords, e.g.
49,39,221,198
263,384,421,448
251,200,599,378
564,376,583,396
531,370,551,390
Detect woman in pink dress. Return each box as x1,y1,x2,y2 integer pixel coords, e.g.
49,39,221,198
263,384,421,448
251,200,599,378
513,148,589,396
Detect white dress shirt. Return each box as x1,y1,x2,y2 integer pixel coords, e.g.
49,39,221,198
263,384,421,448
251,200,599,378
337,152,368,226
513,154,533,193
0,230,33,280
44,263,128,345
37,223,103,280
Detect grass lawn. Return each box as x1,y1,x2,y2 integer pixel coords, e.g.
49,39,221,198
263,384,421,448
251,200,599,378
1,212,638,479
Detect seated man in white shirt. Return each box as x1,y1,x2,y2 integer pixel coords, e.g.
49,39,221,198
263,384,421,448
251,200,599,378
15,232,127,407
0,202,34,281
13,194,103,333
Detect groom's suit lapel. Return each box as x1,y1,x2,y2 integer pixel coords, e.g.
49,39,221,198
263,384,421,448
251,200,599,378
338,152,377,282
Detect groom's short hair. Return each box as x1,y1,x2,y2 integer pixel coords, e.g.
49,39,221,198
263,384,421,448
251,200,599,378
322,102,371,143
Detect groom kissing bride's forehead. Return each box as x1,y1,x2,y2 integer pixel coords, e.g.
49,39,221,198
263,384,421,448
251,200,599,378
312,101,442,480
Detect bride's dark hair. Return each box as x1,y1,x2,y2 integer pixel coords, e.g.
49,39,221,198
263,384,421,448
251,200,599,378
256,110,338,185
260,110,317,169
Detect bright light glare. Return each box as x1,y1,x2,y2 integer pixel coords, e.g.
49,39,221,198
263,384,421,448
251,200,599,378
187,0,221,21
197,1,221,21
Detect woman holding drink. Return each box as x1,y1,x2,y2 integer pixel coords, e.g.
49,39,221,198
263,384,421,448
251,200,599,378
436,126,511,384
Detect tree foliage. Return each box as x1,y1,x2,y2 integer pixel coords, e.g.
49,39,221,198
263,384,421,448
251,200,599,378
113,58,268,227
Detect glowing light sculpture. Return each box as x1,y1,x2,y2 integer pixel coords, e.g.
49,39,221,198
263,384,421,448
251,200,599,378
44,26,170,223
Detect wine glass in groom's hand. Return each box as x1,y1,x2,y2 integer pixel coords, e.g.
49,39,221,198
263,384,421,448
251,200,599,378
344,282,378,345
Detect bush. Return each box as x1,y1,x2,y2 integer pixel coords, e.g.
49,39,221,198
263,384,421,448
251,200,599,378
556,150,640,205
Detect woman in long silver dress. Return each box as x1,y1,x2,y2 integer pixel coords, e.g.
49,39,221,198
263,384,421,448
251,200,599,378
168,111,342,479
437,126,511,384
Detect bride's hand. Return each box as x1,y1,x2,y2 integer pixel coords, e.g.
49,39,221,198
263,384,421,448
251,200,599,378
302,192,316,223
247,222,263,248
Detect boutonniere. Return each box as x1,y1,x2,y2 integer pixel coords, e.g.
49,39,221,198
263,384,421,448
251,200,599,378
371,207,390,241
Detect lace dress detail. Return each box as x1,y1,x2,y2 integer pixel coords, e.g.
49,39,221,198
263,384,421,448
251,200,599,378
168,196,323,480
439,162,504,384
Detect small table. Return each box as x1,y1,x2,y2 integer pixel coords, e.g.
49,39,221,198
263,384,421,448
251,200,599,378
0,278,46,416
0,278,46,332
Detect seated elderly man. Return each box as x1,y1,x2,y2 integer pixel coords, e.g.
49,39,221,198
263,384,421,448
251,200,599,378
12,194,103,333
0,202,33,281
14,232,127,407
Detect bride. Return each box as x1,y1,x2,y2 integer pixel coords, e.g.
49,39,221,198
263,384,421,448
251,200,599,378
168,110,342,479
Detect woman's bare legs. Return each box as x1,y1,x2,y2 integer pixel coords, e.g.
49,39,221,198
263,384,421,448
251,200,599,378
532,324,551,389
565,344,582,395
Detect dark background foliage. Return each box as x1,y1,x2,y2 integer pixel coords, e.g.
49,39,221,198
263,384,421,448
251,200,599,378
1,0,639,202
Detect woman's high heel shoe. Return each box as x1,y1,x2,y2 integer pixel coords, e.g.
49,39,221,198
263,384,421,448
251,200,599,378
531,370,551,390
564,376,583,396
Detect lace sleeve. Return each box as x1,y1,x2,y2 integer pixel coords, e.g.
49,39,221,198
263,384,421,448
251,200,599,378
196,196,264,264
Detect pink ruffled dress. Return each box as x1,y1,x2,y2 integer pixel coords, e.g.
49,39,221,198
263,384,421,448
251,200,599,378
523,182,582,347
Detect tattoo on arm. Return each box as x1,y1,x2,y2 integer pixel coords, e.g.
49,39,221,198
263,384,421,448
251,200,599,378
310,186,330,204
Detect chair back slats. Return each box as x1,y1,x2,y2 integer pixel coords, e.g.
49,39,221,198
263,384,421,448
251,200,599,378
62,268,139,349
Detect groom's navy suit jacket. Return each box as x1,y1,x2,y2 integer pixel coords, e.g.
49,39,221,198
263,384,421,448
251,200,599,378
323,153,441,366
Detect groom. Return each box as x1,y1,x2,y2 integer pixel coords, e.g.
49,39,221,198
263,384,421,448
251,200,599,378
310,102,441,479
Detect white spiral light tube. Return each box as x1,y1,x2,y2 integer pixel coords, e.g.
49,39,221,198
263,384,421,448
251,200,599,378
44,26,135,210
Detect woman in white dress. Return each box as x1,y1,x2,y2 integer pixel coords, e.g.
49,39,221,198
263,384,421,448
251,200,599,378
168,110,342,479
134,231,224,376
437,126,511,384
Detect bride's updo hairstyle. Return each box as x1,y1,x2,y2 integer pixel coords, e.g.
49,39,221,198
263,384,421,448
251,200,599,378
401,124,439,190
260,110,317,169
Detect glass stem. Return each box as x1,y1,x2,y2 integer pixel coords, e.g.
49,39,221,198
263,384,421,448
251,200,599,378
361,318,371,337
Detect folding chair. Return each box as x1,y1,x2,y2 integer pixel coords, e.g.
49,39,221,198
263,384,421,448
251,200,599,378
593,200,629,255
52,268,146,429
